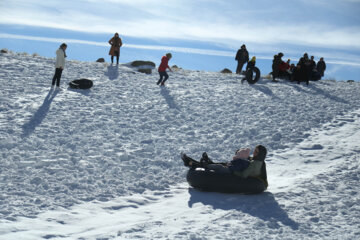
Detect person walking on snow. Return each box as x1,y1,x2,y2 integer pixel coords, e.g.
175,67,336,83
157,53,172,86
52,43,67,89
108,33,123,64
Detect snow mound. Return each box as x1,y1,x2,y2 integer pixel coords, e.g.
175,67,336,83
0,52,359,239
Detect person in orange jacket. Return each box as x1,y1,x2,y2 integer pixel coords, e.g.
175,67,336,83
156,53,172,86
108,33,123,64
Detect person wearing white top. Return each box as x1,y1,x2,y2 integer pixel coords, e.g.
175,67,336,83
52,43,67,88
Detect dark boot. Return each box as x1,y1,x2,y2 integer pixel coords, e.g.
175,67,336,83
200,152,213,166
181,153,201,168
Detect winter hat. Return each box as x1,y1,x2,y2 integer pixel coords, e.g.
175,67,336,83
166,53,172,58
253,145,267,161
233,148,251,160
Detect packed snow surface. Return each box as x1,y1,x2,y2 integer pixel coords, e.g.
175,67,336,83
0,52,359,239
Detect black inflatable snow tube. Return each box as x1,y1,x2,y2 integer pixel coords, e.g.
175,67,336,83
245,67,261,84
186,168,266,194
69,79,93,89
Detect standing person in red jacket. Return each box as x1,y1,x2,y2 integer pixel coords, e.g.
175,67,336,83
157,53,172,86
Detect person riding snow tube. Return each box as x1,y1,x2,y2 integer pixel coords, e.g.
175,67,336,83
181,145,268,193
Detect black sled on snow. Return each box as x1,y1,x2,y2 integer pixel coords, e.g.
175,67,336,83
69,79,93,89
186,168,267,194
244,67,261,84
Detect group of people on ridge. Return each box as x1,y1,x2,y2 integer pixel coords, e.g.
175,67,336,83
271,52,326,85
234,44,327,85
51,33,326,91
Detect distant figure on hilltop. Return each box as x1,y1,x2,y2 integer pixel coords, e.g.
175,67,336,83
246,56,257,71
317,57,326,78
157,53,172,86
241,56,256,84
51,43,67,90
279,59,291,80
235,44,249,74
239,56,261,84
310,56,316,71
271,52,284,82
298,53,311,85
108,33,122,64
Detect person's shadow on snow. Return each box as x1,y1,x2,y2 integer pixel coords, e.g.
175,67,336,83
21,89,59,138
309,84,349,104
67,87,91,96
160,87,180,110
250,84,280,99
105,64,119,80
188,189,299,230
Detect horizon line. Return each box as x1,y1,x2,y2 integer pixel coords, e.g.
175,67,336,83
1,33,360,68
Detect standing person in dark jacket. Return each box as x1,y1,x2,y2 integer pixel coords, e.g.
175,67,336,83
52,43,67,89
291,63,302,83
317,57,326,78
157,53,172,86
298,53,311,85
108,33,123,64
272,52,284,82
235,44,249,74
310,56,316,70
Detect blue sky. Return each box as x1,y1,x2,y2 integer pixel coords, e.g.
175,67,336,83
1,0,360,81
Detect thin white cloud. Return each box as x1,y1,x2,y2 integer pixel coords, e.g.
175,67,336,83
1,1,360,53
0,33,234,57
2,33,360,68
2,12,360,52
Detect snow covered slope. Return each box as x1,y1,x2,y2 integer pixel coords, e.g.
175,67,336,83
0,51,359,239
